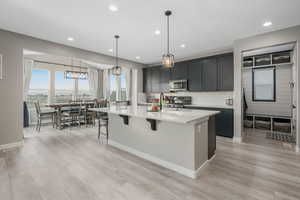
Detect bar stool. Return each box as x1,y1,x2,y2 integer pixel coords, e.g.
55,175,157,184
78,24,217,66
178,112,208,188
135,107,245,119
95,100,109,143
98,114,109,143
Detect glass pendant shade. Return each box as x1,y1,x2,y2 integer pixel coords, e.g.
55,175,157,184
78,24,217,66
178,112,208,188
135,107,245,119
112,65,121,76
162,53,175,68
162,10,175,68
112,35,121,76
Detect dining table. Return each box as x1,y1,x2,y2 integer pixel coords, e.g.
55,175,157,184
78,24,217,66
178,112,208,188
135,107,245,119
46,102,95,129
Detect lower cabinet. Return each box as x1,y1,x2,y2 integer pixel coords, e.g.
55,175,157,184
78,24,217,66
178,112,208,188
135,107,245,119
184,106,234,138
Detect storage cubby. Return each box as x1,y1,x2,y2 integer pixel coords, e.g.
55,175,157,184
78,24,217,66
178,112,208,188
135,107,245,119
272,51,291,64
244,115,254,128
255,54,271,66
273,118,291,133
255,116,271,130
243,57,254,67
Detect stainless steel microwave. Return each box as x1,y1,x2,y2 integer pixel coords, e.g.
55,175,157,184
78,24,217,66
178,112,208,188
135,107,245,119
169,80,188,92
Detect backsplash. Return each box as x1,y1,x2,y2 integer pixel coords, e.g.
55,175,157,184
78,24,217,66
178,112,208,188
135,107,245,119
139,91,234,108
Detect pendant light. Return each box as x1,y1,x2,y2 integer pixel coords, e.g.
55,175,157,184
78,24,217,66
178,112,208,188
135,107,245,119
162,10,174,68
112,35,121,76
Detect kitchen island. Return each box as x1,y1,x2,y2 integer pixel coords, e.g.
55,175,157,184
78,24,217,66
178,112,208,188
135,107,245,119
90,106,219,178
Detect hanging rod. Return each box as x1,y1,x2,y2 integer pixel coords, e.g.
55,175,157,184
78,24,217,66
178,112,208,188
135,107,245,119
32,59,87,69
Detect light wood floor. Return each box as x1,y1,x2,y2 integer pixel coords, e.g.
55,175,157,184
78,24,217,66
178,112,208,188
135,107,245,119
1,126,300,200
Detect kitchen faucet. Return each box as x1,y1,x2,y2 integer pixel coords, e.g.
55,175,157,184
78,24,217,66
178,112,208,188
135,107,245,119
159,92,164,111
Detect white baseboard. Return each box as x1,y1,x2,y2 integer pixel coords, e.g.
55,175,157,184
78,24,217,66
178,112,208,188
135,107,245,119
233,136,242,143
0,141,23,151
108,140,209,179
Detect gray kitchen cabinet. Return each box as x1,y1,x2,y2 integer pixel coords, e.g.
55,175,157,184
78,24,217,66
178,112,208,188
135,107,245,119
202,58,218,91
151,67,160,93
188,60,203,91
143,53,233,93
171,62,188,81
184,106,234,138
143,68,152,93
159,67,170,92
217,53,234,91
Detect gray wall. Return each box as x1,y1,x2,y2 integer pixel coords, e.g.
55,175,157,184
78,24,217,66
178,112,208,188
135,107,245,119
242,65,293,116
233,25,300,150
0,29,145,146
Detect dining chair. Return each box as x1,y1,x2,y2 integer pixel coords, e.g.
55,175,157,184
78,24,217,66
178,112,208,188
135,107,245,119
34,101,56,132
63,100,84,128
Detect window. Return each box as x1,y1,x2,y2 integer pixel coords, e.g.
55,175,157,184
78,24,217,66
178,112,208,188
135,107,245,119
109,72,128,101
27,69,49,105
252,67,276,101
120,73,127,101
78,79,91,100
110,74,117,101
55,71,74,103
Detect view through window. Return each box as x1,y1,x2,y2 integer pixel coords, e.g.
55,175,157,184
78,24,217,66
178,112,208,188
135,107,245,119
55,71,74,103
109,72,127,101
78,78,91,100
27,69,49,105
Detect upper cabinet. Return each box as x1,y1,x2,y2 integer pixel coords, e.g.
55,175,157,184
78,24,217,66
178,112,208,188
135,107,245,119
143,53,234,93
170,62,188,80
143,68,152,93
151,67,161,93
201,57,218,91
217,53,234,91
159,67,171,92
188,60,203,91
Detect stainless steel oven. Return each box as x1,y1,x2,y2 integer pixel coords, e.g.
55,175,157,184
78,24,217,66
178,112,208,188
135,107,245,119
169,80,188,92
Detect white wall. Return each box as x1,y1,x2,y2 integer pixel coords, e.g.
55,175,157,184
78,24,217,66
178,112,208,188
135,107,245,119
242,65,293,116
233,25,300,150
0,28,145,146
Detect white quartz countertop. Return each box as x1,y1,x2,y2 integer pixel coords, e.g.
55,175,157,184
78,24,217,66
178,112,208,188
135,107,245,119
89,106,220,124
138,103,233,109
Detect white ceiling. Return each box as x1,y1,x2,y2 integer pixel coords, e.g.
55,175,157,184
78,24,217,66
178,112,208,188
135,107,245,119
1,0,300,65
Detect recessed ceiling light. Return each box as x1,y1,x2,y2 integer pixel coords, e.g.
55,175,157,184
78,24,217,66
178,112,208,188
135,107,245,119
67,37,74,41
136,56,141,60
180,44,186,48
263,21,272,27
155,30,161,35
108,49,113,52
109,4,118,12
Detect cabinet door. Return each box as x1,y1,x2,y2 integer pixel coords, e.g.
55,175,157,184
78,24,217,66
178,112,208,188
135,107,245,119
160,67,170,92
143,68,152,93
151,67,160,93
217,54,234,91
188,60,203,91
202,58,217,91
171,62,188,80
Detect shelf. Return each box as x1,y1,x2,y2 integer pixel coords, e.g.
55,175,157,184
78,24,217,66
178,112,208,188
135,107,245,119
242,62,293,70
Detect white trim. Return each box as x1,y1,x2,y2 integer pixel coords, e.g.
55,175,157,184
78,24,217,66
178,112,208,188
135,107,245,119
233,136,242,143
296,146,300,153
0,141,23,151
108,140,210,179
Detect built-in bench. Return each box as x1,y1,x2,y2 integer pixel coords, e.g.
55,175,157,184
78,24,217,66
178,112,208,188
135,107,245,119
244,113,293,134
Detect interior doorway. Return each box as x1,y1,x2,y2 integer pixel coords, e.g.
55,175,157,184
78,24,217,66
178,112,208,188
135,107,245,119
241,43,297,151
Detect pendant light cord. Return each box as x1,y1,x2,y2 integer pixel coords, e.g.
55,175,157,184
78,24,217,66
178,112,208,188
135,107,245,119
115,35,119,67
167,14,170,54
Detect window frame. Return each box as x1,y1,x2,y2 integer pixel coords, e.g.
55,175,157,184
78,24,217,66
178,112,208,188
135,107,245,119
252,66,276,102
